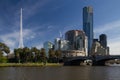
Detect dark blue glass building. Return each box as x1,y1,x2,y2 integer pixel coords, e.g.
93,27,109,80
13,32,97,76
83,6,93,56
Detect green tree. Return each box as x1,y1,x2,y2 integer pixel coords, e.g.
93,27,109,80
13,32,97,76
48,49,56,63
31,47,41,62
40,48,46,64
23,47,31,62
55,50,61,63
14,48,20,63
0,42,10,63
0,42,10,56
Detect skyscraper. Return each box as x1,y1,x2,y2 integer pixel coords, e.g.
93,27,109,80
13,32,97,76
44,41,53,57
83,6,93,56
99,34,107,48
99,34,109,55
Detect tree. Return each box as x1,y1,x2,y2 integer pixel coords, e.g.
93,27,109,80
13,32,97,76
55,50,61,63
14,48,20,63
31,47,41,62
0,42,10,56
48,49,56,63
0,42,10,63
49,49,55,58
40,48,46,63
14,48,24,63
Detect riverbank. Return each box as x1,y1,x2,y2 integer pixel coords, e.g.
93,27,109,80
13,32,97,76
0,63,63,67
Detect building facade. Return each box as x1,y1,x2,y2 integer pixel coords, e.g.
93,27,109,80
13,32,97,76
54,38,69,51
43,41,53,57
83,6,93,56
91,35,109,56
54,38,61,50
65,30,77,50
91,41,106,56
64,30,88,57
62,50,86,57
99,34,109,55
99,34,107,48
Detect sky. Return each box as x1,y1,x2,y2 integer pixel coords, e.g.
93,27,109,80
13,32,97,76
0,0,120,55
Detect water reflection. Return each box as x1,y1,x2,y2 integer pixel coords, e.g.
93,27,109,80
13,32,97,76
0,66,120,80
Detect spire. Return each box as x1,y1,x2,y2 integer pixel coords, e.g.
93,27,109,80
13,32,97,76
19,8,24,48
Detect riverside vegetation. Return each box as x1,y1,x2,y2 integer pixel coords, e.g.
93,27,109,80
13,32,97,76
0,42,62,67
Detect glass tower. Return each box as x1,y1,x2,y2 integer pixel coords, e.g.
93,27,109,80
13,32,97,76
83,6,93,56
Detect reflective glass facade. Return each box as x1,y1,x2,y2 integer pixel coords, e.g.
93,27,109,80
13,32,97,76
83,6,93,56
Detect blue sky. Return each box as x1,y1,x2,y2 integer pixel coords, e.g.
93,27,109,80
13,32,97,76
0,0,120,55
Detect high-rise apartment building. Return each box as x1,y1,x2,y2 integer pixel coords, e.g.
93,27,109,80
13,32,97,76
83,6,93,56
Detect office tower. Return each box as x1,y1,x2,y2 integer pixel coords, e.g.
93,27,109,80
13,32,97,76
65,30,81,50
91,34,109,56
93,39,99,43
54,38,61,50
63,30,88,57
83,6,93,56
59,40,69,50
99,34,109,55
91,41,106,56
44,41,53,57
99,34,107,48
75,31,88,56
54,38,69,51
65,30,88,52
106,47,109,55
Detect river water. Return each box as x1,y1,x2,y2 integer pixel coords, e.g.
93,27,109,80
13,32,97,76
0,66,120,80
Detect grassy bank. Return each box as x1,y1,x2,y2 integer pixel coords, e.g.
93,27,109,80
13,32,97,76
0,63,63,67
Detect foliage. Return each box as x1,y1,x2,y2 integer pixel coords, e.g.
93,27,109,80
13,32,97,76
0,56,8,63
40,48,46,63
48,49,62,63
55,50,61,63
0,42,62,63
0,42,10,56
0,42,10,63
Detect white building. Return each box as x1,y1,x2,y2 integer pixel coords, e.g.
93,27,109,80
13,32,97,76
54,38,69,51
54,38,60,50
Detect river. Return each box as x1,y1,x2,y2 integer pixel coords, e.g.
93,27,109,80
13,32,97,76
0,66,120,80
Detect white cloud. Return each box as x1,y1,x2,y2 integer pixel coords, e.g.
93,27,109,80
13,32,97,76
95,20,120,55
108,37,120,55
36,44,43,49
0,29,36,50
94,20,120,33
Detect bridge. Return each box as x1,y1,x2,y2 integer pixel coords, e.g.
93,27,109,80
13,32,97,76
64,56,89,66
63,55,120,66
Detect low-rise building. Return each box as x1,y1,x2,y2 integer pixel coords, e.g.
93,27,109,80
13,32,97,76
62,50,86,57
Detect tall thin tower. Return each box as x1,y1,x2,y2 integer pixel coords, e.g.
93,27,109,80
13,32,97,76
19,8,24,48
83,6,93,56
